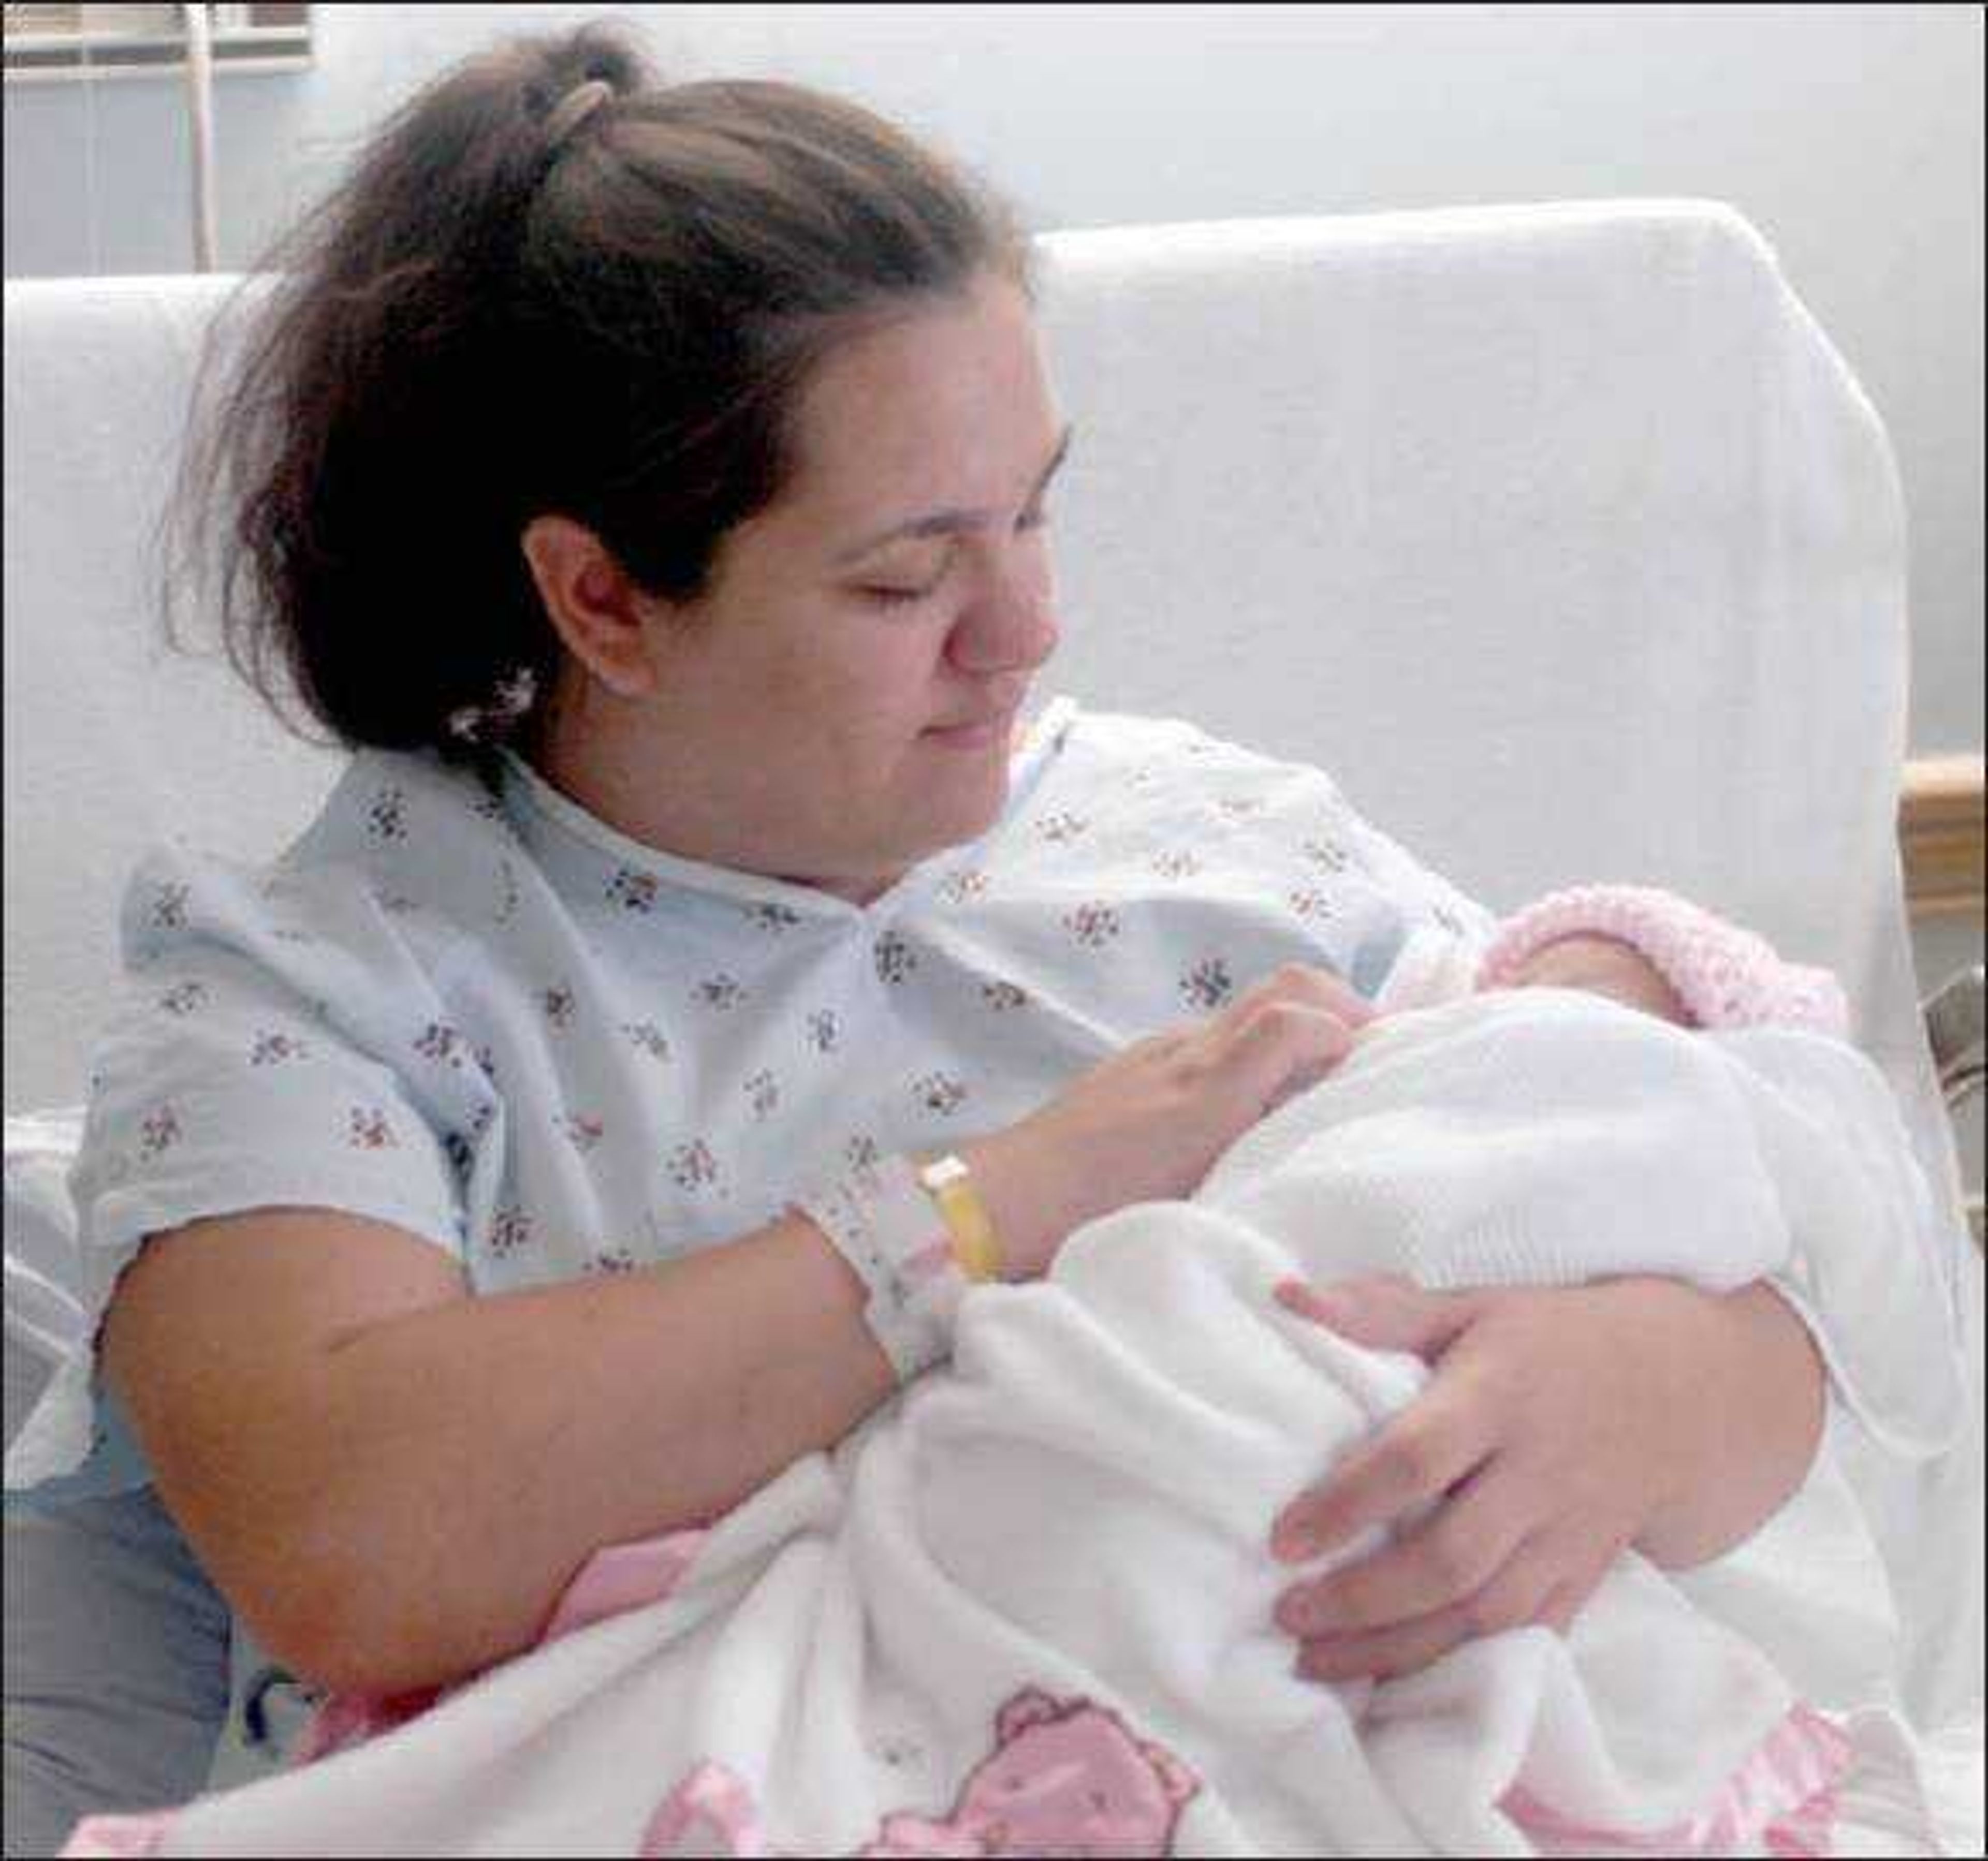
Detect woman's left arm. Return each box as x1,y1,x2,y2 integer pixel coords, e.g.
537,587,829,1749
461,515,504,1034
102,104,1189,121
1265,896,1838,1686
1265,1272,1825,1685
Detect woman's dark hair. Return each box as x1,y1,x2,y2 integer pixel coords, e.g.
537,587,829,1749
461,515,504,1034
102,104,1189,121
159,16,1037,765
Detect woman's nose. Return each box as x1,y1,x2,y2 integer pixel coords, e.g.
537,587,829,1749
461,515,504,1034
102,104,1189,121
951,555,1060,675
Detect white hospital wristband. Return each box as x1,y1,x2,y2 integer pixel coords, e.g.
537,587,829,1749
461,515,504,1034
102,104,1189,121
793,1153,970,1383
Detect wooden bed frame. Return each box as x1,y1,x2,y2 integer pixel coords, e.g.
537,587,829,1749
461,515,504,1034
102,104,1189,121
1902,755,1986,920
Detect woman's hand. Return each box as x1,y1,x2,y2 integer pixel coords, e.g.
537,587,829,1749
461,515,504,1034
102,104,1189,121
1262,1272,1821,1685
971,962,1376,1280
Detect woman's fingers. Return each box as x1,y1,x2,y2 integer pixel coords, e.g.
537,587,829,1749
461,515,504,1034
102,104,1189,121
1269,1365,1498,1563
1233,960,1375,1031
1534,1537,1621,1636
1536,1582,1586,1635
1266,1282,1655,1687
1274,1459,1530,1638
1226,1000,1357,1117
1274,1276,1485,1362
1291,1536,1562,1684
1217,962,1380,1113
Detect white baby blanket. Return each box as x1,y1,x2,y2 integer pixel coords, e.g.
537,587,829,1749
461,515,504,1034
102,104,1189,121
67,990,1965,1857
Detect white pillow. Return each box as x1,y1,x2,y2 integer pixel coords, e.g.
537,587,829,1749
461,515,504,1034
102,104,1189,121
5,1107,88,1366
5,1107,97,1486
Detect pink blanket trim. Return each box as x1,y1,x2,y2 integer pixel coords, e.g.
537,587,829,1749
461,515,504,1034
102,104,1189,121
270,1525,719,1770
538,1527,712,1647
1501,1702,1855,1856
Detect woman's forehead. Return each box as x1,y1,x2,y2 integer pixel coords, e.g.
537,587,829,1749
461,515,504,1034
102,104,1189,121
749,286,1062,559
791,389,1065,531
797,286,1054,458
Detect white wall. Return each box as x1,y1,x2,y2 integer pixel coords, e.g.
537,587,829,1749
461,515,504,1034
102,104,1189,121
6,3,1982,758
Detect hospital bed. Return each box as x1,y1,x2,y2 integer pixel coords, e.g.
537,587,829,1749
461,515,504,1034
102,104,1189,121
5,199,1983,1852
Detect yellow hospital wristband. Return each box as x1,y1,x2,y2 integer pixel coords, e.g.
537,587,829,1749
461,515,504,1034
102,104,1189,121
916,1153,1004,1284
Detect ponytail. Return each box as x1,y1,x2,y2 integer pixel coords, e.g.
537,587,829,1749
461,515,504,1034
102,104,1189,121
160,18,1035,763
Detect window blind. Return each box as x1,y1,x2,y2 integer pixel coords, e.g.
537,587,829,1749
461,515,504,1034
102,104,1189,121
3,4,310,79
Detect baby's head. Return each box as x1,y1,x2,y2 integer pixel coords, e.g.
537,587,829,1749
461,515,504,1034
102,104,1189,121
1490,935,1692,1026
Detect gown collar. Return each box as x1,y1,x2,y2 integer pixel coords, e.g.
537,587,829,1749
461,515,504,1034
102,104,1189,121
495,694,1080,927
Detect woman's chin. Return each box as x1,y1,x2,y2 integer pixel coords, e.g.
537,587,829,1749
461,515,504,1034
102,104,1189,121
916,764,1012,852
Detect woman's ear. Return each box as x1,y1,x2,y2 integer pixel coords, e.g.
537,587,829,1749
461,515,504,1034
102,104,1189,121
519,515,661,701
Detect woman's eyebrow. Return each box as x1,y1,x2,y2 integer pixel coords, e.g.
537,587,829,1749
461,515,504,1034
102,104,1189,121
832,423,1074,566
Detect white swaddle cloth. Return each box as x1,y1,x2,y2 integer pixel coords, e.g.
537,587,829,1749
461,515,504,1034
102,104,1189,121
76,989,1962,1858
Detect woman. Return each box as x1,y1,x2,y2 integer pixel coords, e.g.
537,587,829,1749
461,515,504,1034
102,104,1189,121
22,18,1835,1774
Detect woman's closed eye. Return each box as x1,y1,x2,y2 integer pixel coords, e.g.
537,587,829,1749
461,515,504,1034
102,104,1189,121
861,506,1052,606
864,579,941,608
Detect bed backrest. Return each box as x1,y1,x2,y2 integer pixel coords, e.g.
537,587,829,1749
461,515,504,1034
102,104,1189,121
3,201,1960,1254
6,270,342,1113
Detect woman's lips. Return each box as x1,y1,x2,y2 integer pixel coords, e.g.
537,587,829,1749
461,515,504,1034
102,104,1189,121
925,700,1019,748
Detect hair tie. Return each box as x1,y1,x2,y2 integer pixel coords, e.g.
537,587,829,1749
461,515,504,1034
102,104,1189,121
546,78,613,149
447,665,540,745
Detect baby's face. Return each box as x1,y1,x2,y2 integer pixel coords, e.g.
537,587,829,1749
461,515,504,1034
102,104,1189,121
1503,936,1690,1025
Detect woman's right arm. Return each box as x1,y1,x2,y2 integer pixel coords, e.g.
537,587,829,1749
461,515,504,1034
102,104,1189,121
103,1129,1100,1703
103,1189,968,1702
103,963,1365,1703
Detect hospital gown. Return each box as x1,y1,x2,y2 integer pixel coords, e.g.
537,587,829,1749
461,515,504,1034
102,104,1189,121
16,694,1511,1503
